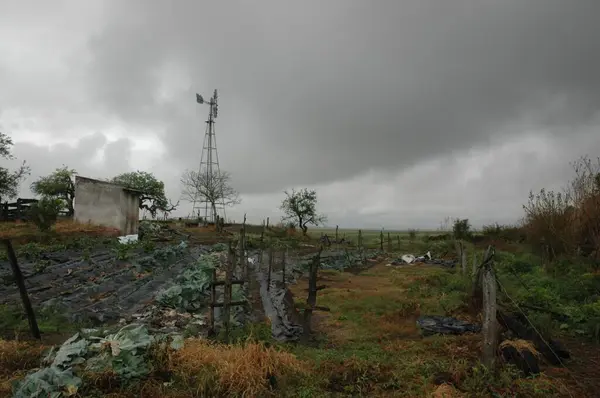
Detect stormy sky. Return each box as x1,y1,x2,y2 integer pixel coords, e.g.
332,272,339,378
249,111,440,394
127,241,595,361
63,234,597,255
1,0,600,229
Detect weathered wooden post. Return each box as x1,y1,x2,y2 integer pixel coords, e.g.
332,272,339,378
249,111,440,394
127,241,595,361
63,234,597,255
266,217,270,229
267,246,274,291
387,232,392,252
358,229,363,249
15,199,22,221
261,219,265,244
209,268,217,334
455,240,467,274
397,235,401,251
239,213,247,278
335,225,339,244
281,249,287,286
3,239,41,340
380,229,384,251
482,252,497,369
223,243,235,343
303,248,322,340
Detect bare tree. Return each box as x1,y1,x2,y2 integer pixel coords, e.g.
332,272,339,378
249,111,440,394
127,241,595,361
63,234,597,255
280,188,327,235
180,169,241,222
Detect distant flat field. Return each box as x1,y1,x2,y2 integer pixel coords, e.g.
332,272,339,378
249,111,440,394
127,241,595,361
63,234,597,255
307,228,444,239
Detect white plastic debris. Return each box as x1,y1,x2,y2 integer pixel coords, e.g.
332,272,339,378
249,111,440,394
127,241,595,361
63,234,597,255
401,254,416,264
118,234,138,244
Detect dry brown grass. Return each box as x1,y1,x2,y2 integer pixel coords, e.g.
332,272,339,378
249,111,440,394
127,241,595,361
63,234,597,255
0,340,48,397
0,219,120,239
431,383,464,397
171,339,309,397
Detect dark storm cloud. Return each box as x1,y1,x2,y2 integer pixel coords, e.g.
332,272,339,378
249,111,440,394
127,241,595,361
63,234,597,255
11,133,134,198
83,0,600,194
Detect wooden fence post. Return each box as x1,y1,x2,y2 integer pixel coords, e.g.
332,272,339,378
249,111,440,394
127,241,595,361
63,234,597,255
456,240,466,274
482,258,497,369
267,246,273,291
223,243,235,343
3,239,40,339
303,248,322,340
209,268,217,334
239,218,247,280
380,230,384,251
397,235,400,251
335,225,339,245
358,229,362,249
387,232,392,252
282,249,287,286
15,200,22,221
266,217,270,228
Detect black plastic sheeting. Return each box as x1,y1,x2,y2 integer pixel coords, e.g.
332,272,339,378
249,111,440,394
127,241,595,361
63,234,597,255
391,256,456,268
0,243,211,325
417,315,481,336
249,254,304,342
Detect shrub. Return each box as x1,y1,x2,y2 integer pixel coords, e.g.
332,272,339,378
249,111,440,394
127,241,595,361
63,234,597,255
452,218,472,240
523,156,600,262
408,229,417,241
29,197,63,232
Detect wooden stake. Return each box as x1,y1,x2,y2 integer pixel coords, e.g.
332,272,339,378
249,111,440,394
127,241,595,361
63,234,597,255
387,232,392,252
397,235,400,250
380,229,384,251
482,262,497,369
3,239,40,340
239,226,246,279
282,249,287,286
303,248,322,340
267,246,273,291
223,243,234,343
455,240,466,274
209,268,217,334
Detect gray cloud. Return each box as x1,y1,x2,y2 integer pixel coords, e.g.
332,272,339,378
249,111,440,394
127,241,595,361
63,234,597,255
2,0,600,228
83,0,600,194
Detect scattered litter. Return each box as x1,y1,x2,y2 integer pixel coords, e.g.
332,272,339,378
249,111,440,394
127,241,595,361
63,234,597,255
400,254,416,264
391,251,455,268
117,234,138,244
417,315,481,336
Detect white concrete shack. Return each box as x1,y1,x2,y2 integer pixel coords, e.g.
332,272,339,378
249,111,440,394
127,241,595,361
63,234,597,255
74,176,141,235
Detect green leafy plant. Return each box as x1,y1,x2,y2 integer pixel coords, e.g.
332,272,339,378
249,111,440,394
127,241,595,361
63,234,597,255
29,197,64,232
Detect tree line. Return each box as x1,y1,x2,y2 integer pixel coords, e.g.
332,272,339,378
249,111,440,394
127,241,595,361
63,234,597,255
0,132,328,234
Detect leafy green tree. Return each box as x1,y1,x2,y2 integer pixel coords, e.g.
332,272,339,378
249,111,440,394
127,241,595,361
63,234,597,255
111,171,178,218
30,166,77,216
280,188,327,235
0,133,30,202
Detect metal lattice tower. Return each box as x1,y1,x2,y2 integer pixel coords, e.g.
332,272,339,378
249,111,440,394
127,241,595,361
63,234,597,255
192,89,227,224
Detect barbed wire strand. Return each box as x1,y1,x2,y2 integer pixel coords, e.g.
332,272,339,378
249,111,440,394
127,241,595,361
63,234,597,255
495,275,586,396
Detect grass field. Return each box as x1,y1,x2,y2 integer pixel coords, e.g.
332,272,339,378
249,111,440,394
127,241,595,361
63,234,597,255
0,220,598,397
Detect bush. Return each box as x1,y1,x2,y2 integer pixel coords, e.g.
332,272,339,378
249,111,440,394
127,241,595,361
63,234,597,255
452,218,472,240
523,156,600,262
481,223,526,242
408,229,417,241
29,197,63,232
